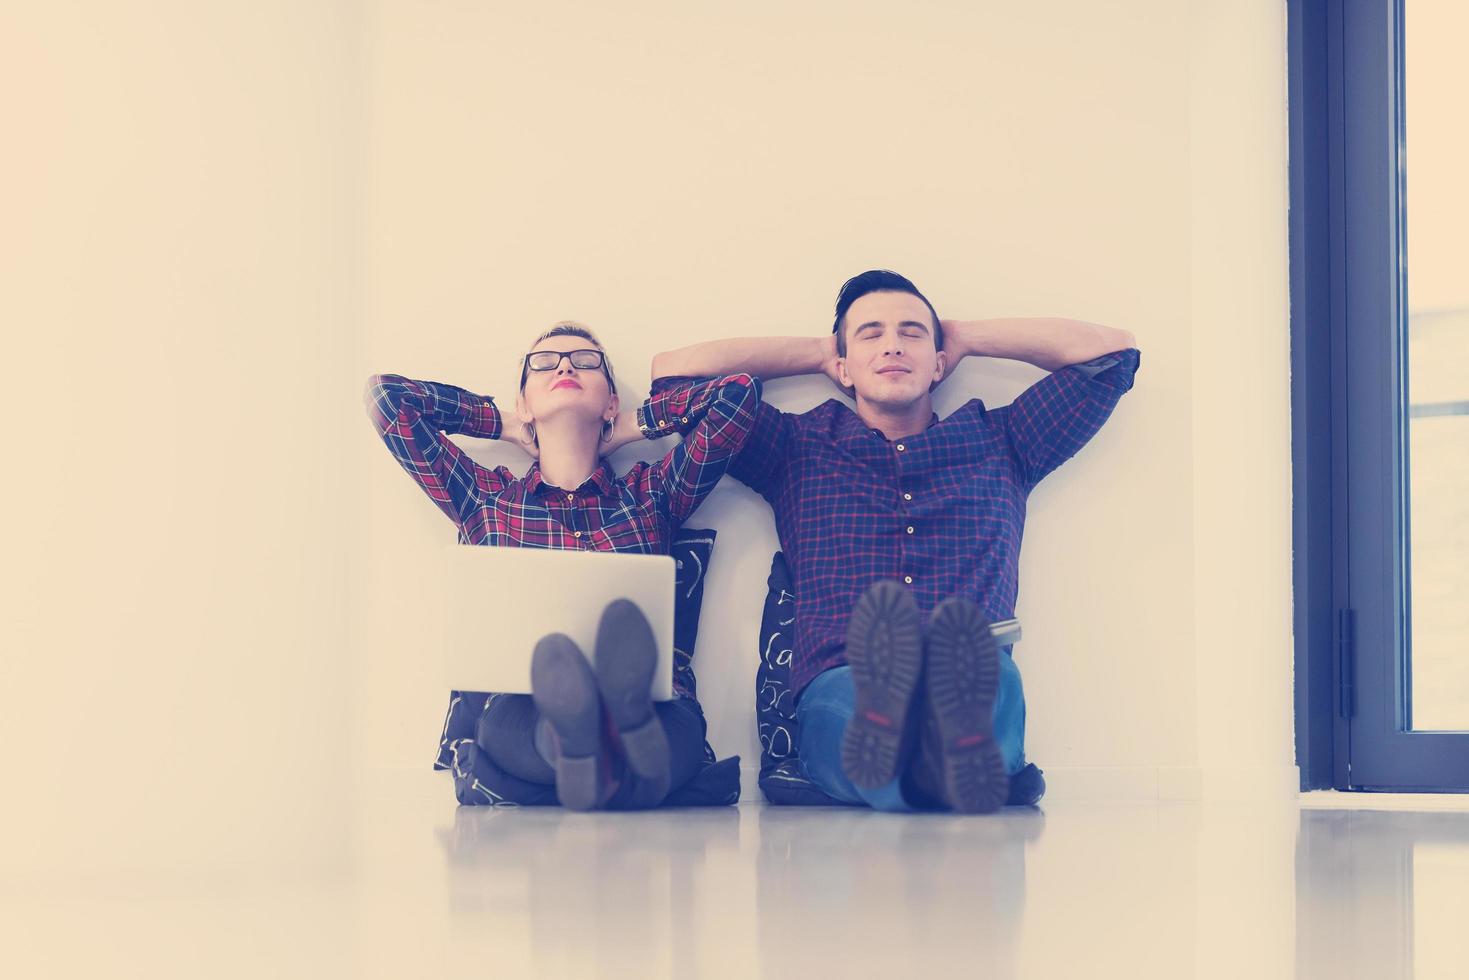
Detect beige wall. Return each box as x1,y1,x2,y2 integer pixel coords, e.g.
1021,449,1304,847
2,1,363,879
1188,1,1295,799
2,0,1294,885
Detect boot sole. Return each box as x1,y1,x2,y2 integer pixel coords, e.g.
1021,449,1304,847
530,633,602,811
926,599,1010,814
595,599,671,801
841,581,924,789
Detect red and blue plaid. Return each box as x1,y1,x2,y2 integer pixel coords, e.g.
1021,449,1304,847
680,348,1141,696
364,372,761,697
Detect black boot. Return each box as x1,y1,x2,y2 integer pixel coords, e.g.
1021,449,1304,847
530,633,612,811
924,598,1010,814
840,580,925,790
594,599,672,804
1005,763,1047,807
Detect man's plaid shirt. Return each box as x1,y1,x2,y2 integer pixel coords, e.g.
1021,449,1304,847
676,348,1141,696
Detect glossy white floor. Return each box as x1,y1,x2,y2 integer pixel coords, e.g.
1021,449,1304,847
9,773,1469,980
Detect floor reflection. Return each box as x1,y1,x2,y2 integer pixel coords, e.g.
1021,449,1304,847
423,786,1469,980
753,805,1045,978
18,762,1469,980
1296,808,1469,980
438,804,743,978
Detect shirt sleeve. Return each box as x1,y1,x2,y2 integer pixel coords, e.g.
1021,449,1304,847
990,347,1141,491
647,373,797,505
638,374,762,524
721,399,797,503
363,373,510,526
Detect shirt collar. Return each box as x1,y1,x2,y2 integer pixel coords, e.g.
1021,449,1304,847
525,460,620,498
862,413,941,441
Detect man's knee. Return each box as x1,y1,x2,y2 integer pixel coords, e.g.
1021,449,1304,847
796,666,856,720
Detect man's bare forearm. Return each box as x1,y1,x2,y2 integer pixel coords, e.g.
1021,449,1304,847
651,336,829,382
943,318,1137,373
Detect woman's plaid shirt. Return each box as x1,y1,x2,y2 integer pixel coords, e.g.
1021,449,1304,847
365,372,759,555
366,371,757,726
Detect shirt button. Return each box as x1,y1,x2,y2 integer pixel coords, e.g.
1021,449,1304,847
573,531,583,538
658,419,668,427
567,494,575,503
906,526,915,535
903,575,914,585
896,443,906,452
903,492,912,501
680,416,689,423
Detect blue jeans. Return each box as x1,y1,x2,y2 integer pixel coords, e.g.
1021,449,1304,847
795,649,1027,812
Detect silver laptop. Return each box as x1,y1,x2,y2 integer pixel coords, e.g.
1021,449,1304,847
441,545,678,699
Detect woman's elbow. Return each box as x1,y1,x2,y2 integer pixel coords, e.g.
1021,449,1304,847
720,373,759,404
363,373,390,406
363,373,409,415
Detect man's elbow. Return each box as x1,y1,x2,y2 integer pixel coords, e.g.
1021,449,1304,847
1093,324,1136,357
1057,327,1136,371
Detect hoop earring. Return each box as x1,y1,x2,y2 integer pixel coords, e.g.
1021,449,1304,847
523,422,537,447
601,418,614,443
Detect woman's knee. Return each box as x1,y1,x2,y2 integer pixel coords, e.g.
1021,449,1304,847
475,694,538,745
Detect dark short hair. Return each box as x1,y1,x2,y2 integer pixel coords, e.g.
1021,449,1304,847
831,270,943,357
518,321,617,395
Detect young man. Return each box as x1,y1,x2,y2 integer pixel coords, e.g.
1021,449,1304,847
651,270,1140,813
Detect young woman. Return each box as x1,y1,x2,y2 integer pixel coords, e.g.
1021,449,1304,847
365,322,759,810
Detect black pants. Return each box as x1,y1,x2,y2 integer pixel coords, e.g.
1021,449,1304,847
472,692,709,809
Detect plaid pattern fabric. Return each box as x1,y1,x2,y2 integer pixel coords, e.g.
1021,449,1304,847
690,347,1140,696
364,371,761,700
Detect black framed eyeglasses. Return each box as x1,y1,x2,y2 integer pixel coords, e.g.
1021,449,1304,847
524,349,606,372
